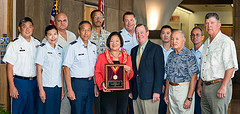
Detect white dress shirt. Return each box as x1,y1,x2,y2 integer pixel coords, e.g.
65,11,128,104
201,31,238,81
35,41,63,87
3,34,40,77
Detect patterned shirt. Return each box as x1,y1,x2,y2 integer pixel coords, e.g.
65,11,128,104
89,28,110,55
166,46,199,83
201,31,238,81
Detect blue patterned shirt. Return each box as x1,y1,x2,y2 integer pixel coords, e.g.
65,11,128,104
166,46,199,83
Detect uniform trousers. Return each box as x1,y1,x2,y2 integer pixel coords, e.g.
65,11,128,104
100,90,129,114
168,84,195,114
201,80,232,114
133,96,160,114
159,80,167,114
194,81,201,114
36,86,62,114
12,77,37,114
70,78,94,114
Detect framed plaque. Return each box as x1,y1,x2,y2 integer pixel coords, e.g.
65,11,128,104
105,64,126,90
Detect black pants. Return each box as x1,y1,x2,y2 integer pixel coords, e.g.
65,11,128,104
100,90,128,114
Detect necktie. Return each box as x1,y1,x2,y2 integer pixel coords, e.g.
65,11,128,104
137,46,143,70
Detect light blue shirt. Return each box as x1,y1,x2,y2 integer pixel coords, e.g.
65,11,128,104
63,37,97,78
160,45,174,80
35,41,63,87
191,44,204,80
120,27,138,55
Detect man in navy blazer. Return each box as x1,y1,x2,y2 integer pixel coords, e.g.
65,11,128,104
129,24,165,114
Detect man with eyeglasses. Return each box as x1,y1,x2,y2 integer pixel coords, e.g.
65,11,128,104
190,27,204,114
89,9,110,114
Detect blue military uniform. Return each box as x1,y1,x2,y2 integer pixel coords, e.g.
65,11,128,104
63,37,97,114
35,41,63,114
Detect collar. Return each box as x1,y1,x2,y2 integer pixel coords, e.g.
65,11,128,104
160,44,174,52
207,31,222,46
174,46,187,56
140,40,149,50
18,34,34,43
122,27,135,37
45,41,59,50
192,44,204,53
77,36,91,48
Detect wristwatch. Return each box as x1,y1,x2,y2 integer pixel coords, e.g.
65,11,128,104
187,97,193,101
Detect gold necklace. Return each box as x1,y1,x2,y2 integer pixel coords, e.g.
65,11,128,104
110,51,121,58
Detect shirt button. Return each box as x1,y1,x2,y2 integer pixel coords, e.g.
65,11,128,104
203,69,204,71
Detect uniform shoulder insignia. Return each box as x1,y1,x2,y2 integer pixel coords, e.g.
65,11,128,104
39,43,45,47
70,40,77,45
58,44,63,48
90,41,96,45
12,37,19,42
119,31,122,33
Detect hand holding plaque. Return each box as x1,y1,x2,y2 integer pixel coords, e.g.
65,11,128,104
105,64,126,90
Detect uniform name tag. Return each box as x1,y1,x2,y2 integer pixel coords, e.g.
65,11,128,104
78,53,84,56
19,49,25,52
125,40,130,43
48,52,53,54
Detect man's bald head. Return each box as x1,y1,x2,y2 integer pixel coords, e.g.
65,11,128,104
54,13,68,31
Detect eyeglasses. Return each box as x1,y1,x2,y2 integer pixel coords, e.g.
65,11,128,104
94,16,104,19
190,33,201,37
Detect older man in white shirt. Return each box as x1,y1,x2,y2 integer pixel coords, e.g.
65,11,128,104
197,13,238,114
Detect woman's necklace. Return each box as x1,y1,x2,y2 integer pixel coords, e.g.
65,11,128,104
110,51,121,58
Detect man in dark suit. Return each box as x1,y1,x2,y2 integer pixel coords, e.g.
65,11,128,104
129,24,165,114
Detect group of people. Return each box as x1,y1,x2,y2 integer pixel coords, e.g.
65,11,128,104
3,9,238,114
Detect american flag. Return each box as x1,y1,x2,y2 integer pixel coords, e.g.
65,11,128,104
50,0,59,25
98,0,104,29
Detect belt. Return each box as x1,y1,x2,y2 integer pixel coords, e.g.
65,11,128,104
204,79,223,85
72,77,93,80
14,75,36,80
169,81,190,86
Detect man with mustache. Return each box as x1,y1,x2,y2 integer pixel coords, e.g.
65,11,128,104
89,9,110,114
190,27,204,114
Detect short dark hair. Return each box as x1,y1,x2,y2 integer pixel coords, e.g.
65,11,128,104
191,26,204,36
19,17,34,26
160,25,173,33
135,24,148,32
45,25,58,36
123,12,135,21
205,13,220,22
106,32,124,48
78,21,92,30
90,10,104,19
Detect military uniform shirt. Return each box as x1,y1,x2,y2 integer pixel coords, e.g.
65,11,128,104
35,41,63,87
166,46,199,83
3,34,40,77
63,37,97,78
191,45,204,80
120,27,138,55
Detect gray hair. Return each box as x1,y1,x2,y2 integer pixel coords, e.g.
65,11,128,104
205,13,220,22
172,30,185,39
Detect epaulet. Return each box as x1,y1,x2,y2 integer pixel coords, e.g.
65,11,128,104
90,41,96,45
70,40,77,45
58,44,63,48
12,37,19,42
119,31,122,34
39,43,45,47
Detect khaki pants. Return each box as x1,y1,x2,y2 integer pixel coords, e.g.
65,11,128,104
168,84,195,114
133,97,160,114
201,80,232,114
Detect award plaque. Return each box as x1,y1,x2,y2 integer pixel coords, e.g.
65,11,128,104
105,64,126,90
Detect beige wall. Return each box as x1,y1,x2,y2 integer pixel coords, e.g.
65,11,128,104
16,0,133,42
